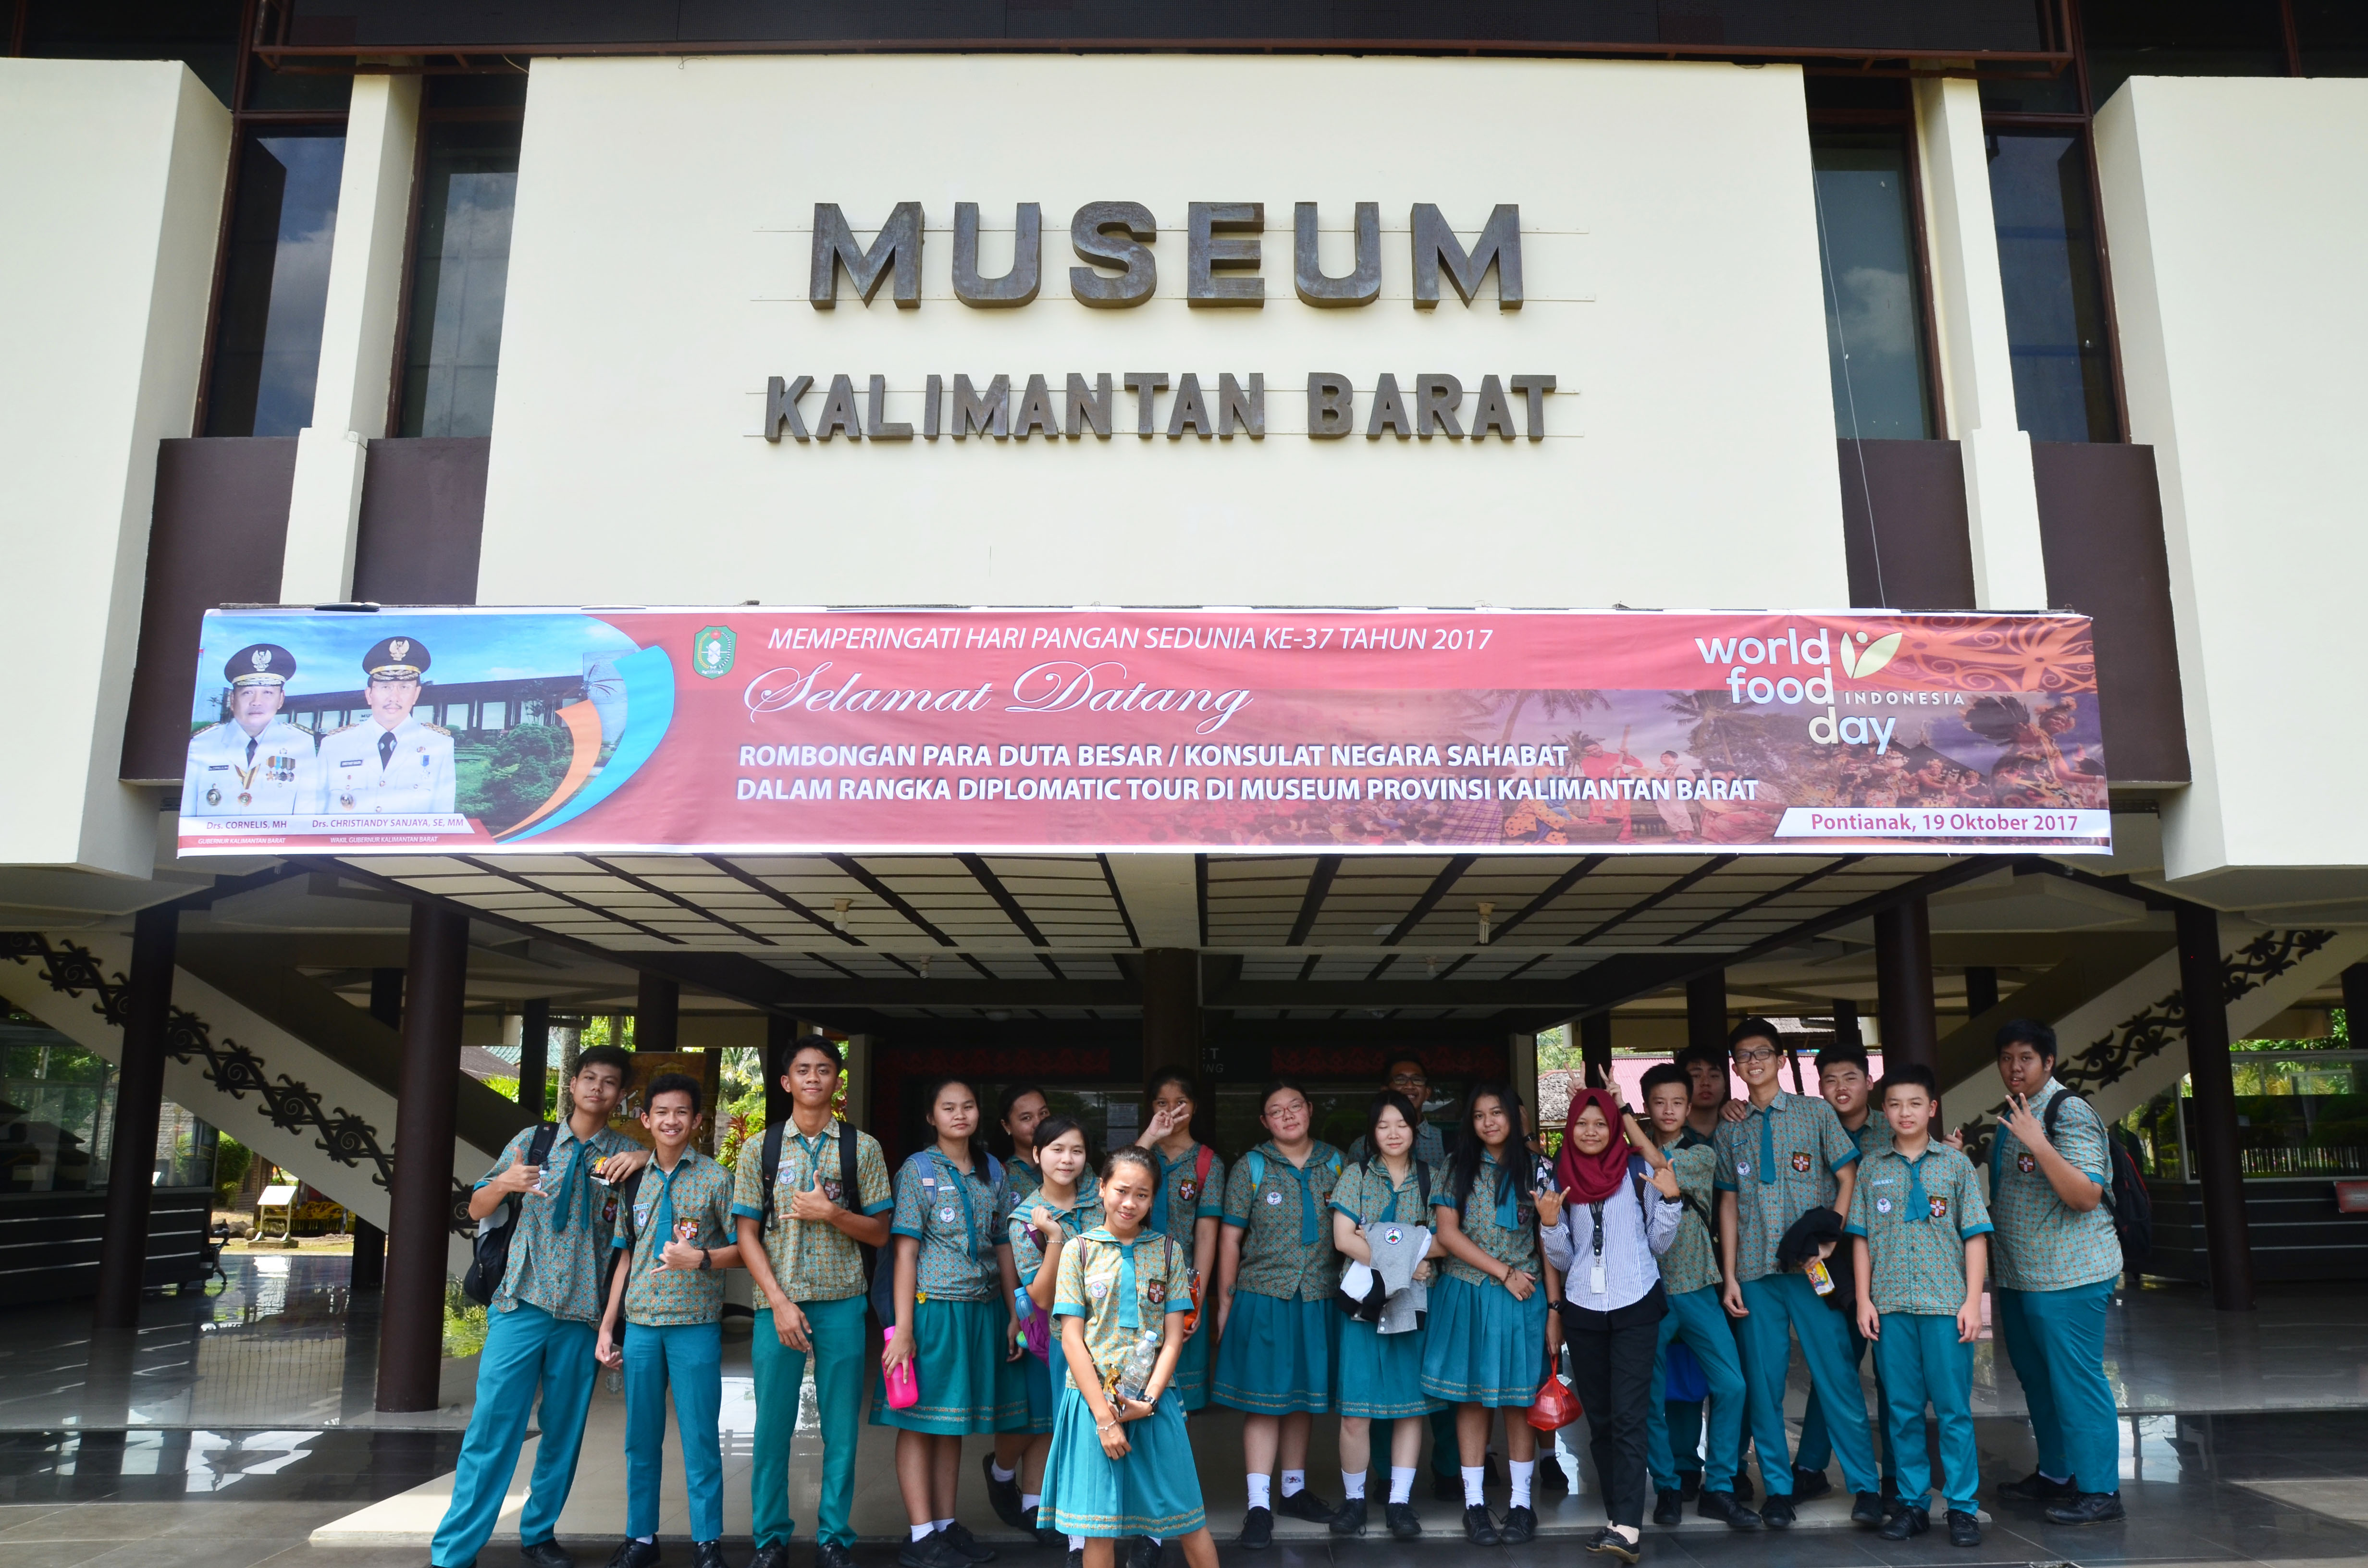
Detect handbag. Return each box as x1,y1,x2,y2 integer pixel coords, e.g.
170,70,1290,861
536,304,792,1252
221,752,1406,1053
1527,1353,1581,1433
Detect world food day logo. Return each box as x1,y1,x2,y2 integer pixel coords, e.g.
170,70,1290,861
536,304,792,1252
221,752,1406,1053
694,625,736,679
1698,625,1912,749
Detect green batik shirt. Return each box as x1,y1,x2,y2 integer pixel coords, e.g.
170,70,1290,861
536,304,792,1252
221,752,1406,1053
1221,1140,1345,1300
1657,1140,1722,1297
1010,1189,1104,1287
1431,1153,1540,1287
1347,1120,1448,1170
612,1147,737,1327
729,1118,893,1303
1330,1157,1436,1230
890,1151,1001,1301
1988,1078,2121,1292
1714,1091,1861,1284
478,1120,633,1323
1846,1144,1994,1314
1147,1141,1226,1252
996,1158,1043,1230
1053,1228,1192,1384
1843,1114,1890,1166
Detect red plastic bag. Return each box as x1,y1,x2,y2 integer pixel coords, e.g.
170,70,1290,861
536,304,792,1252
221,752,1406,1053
1527,1358,1580,1433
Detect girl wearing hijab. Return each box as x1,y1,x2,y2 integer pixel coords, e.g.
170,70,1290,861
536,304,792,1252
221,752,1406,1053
1539,1087,1684,1563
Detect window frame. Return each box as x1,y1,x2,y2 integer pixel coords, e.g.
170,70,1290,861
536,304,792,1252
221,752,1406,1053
383,96,527,439
1803,90,1949,443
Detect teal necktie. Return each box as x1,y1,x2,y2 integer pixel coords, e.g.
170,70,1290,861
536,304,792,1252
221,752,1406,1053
1277,1151,1322,1244
1114,1235,1141,1330
651,1161,680,1264
1756,1105,1777,1186
1905,1154,1930,1225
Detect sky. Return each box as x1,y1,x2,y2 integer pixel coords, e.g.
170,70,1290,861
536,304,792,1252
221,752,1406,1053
190,610,641,722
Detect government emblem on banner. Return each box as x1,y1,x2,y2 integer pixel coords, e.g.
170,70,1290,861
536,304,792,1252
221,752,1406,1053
693,625,735,678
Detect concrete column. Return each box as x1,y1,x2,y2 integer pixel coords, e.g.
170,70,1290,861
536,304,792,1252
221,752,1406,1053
1913,74,2050,611
1874,897,1939,1074
94,902,178,1328
636,973,679,1053
1686,970,1727,1059
2173,902,2254,1311
2343,964,2368,1039
1578,1013,1614,1088
518,998,550,1122
378,900,468,1411
370,966,403,1029
1509,1033,1539,1138
1831,998,1864,1052
280,70,420,603
349,1219,385,1291
1140,947,1201,1081
1964,966,2000,1019
842,1033,874,1133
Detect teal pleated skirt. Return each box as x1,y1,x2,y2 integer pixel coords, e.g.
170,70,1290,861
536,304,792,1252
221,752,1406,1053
1211,1291,1338,1416
1419,1274,1549,1408
1173,1318,1212,1411
872,1298,1028,1434
1012,1347,1054,1433
1338,1316,1442,1419
1041,1385,1207,1539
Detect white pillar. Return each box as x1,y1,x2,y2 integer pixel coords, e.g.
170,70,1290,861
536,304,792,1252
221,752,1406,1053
1913,75,2050,612
280,69,419,604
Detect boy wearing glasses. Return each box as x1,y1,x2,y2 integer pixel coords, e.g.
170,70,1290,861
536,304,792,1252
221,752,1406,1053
1714,1019,1884,1531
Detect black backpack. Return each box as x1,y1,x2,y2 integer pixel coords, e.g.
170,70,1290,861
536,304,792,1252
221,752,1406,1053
462,1121,559,1307
2043,1091,2154,1275
756,1119,886,1323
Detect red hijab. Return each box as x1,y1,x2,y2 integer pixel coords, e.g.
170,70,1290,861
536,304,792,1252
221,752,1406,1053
1554,1087,1631,1204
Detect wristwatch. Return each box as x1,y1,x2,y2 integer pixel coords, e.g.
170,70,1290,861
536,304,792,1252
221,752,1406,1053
699,1248,712,1271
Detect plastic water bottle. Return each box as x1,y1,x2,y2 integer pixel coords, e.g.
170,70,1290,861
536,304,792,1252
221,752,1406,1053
1112,1325,1163,1405
882,1327,919,1409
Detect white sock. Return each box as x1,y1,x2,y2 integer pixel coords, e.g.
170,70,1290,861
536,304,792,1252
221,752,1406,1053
1341,1470,1366,1500
1021,1493,1041,1512
1068,1537,1086,1552
1462,1466,1487,1507
910,1526,933,1544
635,1539,654,1547
1281,1470,1306,1498
1509,1460,1534,1509
1246,1474,1271,1511
932,1519,954,1533
1389,1467,1416,1505
1610,1524,1640,1544
1145,1538,1161,1547
2042,1470,2070,1484
991,1461,1017,1484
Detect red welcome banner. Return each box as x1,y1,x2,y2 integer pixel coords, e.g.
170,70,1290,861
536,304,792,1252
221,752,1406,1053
179,606,2109,857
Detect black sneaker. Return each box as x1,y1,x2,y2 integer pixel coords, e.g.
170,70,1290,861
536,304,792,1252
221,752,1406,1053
1653,1489,1683,1527
2043,1491,2127,1526
1330,1498,1367,1537
1499,1506,1536,1545
605,1545,661,1568
1850,1490,1887,1528
1697,1490,1761,1530
1790,1466,1834,1502
1064,1554,1081,1568
1586,1529,1641,1564
896,1542,958,1568
522,1544,576,1568
1125,1537,1159,1568
940,1525,996,1565
1760,1494,1796,1531
1882,1477,1901,1512
1877,1505,1929,1541
744,1548,785,1568
1462,1504,1501,1546
1276,1488,1334,1525
1998,1470,2077,1505
813,1548,855,1568
691,1545,728,1568
1036,1520,1067,1552
983,1456,1027,1530
1236,1507,1273,1552
1678,1471,1703,1502
1946,1509,1982,1548
1385,1502,1421,1540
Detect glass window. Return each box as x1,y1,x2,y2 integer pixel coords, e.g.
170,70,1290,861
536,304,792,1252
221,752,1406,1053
397,122,522,438
2168,1053,2368,1179
1810,130,1936,441
2295,0,2368,74
1,1018,115,1193
203,128,346,438
1986,131,2118,442
2081,0,2286,107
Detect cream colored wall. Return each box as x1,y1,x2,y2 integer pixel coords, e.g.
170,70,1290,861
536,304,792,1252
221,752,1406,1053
2095,76,2368,893
479,53,1848,610
0,61,230,878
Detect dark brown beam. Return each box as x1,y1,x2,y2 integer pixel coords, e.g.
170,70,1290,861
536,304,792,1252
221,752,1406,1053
2175,900,2254,1311
1486,856,1608,945
1662,855,1862,946
1570,857,1739,947
1381,856,1477,946
959,854,1050,946
589,855,780,946
828,854,958,946
1285,856,1343,947
92,903,177,1329
1096,855,1141,947
379,901,468,1411
700,855,867,945
456,855,685,945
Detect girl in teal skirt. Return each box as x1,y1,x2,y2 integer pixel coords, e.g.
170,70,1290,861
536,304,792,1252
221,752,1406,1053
1133,1069,1225,1411
1212,1078,1345,1548
876,1076,1026,1568
1039,1146,1222,1568
987,1082,1052,1531
1423,1080,1560,1547
1329,1090,1443,1540
1008,1115,1100,1542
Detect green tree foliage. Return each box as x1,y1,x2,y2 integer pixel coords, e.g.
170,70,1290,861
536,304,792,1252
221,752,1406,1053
457,724,575,832
213,1134,252,1206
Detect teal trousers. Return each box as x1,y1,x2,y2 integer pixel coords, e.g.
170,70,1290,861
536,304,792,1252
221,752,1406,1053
1873,1313,1979,1512
624,1320,724,1542
1794,1319,1893,1483
432,1303,599,1567
1997,1282,2120,1494
752,1296,871,1548
1736,1274,1877,1496
1645,1286,1747,1493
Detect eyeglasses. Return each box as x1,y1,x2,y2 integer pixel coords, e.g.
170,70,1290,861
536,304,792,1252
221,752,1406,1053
1732,1046,1781,1064
1387,1073,1428,1089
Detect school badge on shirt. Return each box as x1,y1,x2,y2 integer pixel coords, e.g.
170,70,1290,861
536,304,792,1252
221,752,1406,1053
1875,1198,1892,1214
1177,1179,1199,1204
2016,1152,2037,1173
1146,1280,1166,1304
1790,1152,1812,1174
1264,1190,1283,1206
1928,1197,1949,1220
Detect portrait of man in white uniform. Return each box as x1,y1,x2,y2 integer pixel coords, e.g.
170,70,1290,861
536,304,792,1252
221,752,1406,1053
309,635,457,816
181,642,320,818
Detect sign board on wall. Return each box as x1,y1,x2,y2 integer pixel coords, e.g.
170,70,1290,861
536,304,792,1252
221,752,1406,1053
179,606,2110,857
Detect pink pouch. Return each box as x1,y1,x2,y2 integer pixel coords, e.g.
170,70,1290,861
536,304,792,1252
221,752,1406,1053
882,1327,919,1409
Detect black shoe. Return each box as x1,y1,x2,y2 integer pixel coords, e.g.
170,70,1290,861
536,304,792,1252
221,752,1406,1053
1432,1472,1462,1503
1697,1491,1761,1530
1998,1470,2077,1504
745,1548,786,1568
522,1544,575,1568
984,1456,1028,1530
1587,1529,1641,1564
1877,1506,1929,1542
1463,1504,1501,1546
1276,1488,1333,1525
1947,1509,1982,1548
1034,1519,1066,1552
1760,1495,1796,1531
1064,1554,1081,1568
1125,1537,1159,1568
692,1544,728,1568
1236,1507,1273,1552
940,1525,995,1565
1851,1490,1887,1528
606,1544,662,1568
897,1539,962,1568
813,1547,855,1568
1499,1506,1536,1545
1385,1502,1421,1540
1882,1477,1901,1511
2043,1491,2127,1526
1330,1498,1367,1537
1790,1466,1834,1502
1653,1490,1683,1528
1732,1470,1754,1503
1678,1472,1703,1502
